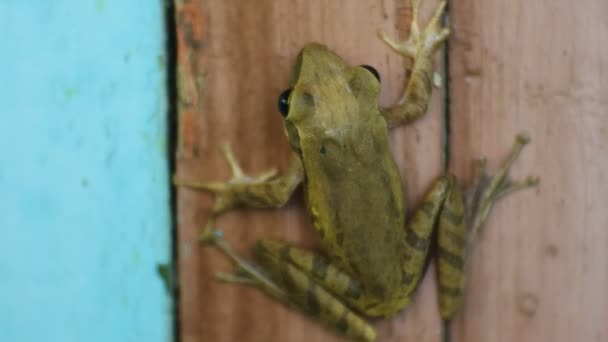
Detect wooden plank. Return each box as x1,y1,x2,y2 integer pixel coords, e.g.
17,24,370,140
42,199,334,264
175,0,447,341
176,0,608,341
449,0,608,341
0,2,172,342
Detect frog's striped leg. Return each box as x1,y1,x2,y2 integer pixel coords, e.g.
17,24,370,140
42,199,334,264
266,176,453,318
200,229,376,342
437,134,539,321
174,145,304,230
436,175,467,321
256,239,390,317
378,0,450,128
269,177,451,317
397,175,451,301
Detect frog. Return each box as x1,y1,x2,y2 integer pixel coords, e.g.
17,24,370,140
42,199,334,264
174,0,538,340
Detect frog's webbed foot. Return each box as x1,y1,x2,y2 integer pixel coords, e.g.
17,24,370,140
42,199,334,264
465,134,540,240
174,144,301,223
378,0,450,59
199,228,289,300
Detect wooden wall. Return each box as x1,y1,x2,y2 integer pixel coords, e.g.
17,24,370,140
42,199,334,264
174,0,608,341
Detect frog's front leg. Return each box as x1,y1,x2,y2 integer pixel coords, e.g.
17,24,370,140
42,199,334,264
173,144,304,230
378,0,450,128
200,230,377,342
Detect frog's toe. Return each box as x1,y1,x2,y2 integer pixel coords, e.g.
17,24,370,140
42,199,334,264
420,0,450,51
378,0,450,58
465,134,539,238
215,271,261,286
199,227,224,245
253,168,278,182
426,0,448,32
220,143,280,186
377,29,417,58
221,143,246,179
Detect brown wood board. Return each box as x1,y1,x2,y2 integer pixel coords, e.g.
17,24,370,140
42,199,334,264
448,0,608,341
174,0,608,341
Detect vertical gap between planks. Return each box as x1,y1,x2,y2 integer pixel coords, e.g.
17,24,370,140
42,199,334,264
163,0,180,341
441,0,451,173
441,2,452,342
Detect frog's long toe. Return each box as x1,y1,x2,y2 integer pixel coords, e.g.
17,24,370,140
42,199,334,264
200,227,289,299
220,143,277,182
466,134,540,240
378,0,449,59
199,227,223,245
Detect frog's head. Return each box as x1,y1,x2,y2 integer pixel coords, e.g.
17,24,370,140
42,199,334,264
277,43,381,152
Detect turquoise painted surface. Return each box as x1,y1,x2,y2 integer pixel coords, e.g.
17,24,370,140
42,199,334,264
0,1,172,341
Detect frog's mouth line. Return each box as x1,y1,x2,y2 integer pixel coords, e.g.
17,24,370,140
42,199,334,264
283,120,302,153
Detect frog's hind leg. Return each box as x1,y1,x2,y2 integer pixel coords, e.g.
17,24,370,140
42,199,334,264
436,134,539,321
200,229,376,342
397,176,451,300
261,178,454,319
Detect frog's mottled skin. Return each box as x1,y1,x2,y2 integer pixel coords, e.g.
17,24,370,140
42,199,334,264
287,42,407,303
174,1,538,340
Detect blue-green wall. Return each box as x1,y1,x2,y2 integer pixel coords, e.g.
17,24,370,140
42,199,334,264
0,1,173,341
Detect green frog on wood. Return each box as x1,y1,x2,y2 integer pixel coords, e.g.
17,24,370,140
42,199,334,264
175,0,538,340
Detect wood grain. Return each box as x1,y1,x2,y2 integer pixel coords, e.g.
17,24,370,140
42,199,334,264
174,0,608,341
448,0,608,341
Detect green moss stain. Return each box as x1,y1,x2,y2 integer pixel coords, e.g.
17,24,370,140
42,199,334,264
95,0,105,13
156,54,166,70
156,263,176,295
132,248,141,263
63,87,79,101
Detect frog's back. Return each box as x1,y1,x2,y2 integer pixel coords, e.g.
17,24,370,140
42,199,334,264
300,116,407,300
287,43,407,299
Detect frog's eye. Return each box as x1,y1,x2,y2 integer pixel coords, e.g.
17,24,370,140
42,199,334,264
278,88,292,117
360,65,380,82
